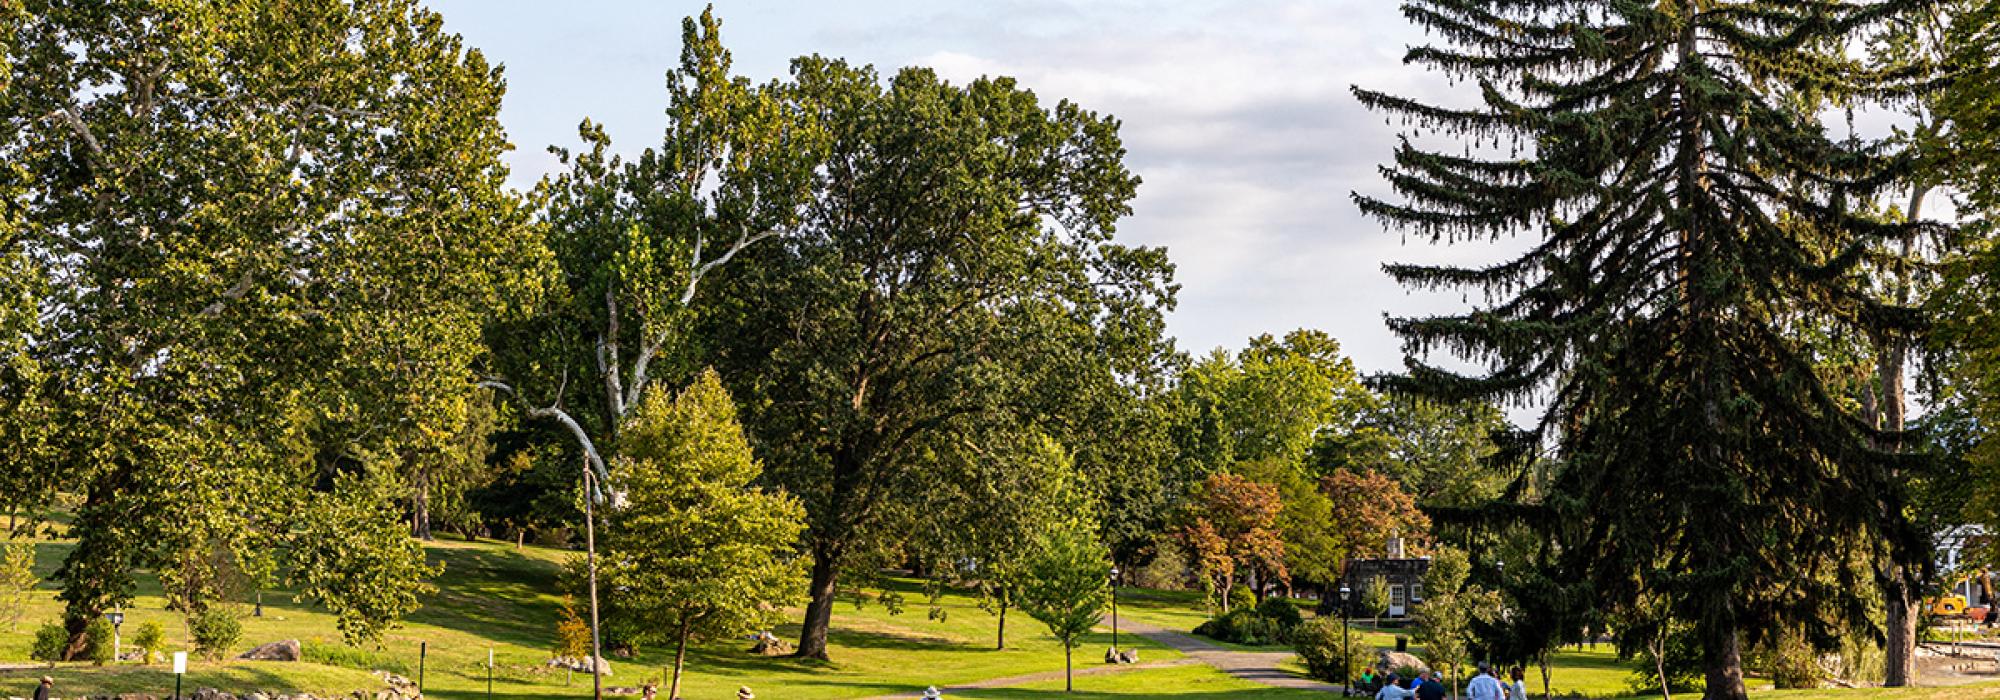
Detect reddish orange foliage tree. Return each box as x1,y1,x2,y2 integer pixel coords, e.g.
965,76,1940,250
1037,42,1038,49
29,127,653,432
1320,468,1429,564
1179,472,1287,611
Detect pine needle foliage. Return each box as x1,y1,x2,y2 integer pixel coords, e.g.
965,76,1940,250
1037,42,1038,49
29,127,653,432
1352,2,1943,698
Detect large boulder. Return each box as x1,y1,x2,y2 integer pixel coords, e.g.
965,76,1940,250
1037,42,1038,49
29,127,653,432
547,655,613,676
1377,650,1430,675
240,640,303,662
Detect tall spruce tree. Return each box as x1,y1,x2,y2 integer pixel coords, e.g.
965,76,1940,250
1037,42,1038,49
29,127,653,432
1353,2,1939,698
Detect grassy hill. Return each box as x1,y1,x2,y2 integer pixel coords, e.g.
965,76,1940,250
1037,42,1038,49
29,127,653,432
5,532,1998,699
0,534,1218,699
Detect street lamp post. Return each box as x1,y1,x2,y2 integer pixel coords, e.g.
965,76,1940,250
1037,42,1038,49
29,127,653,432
1110,566,1121,656
1339,584,1352,697
106,610,124,662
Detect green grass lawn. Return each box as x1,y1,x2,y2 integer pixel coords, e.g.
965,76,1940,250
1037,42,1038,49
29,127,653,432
6,532,1995,699
1,535,1186,700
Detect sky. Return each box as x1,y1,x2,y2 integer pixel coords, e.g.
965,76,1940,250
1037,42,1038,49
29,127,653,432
423,1,1540,380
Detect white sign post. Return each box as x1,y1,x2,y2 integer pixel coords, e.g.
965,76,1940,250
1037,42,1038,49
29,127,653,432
173,651,188,700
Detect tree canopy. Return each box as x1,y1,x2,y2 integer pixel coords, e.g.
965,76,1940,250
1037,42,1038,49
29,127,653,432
1354,1,1941,697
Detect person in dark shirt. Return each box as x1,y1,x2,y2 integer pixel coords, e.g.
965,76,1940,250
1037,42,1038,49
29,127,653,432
1416,671,1447,700
33,676,53,700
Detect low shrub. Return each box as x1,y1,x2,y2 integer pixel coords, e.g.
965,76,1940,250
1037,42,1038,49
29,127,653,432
1294,617,1374,683
1256,596,1304,632
83,617,116,665
190,608,242,660
134,620,166,664
1194,608,1289,646
31,622,66,667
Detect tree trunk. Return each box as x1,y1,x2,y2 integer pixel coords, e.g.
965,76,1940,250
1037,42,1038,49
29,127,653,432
796,540,841,660
412,467,433,541
997,595,1008,650
1700,628,1747,700
1654,634,1672,700
1065,642,1074,692
1884,576,1917,687
584,469,604,700
1539,651,1552,700
669,618,690,700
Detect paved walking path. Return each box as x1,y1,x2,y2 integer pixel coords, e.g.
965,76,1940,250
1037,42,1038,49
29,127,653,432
863,618,1343,698
861,658,1199,698
1113,617,1344,693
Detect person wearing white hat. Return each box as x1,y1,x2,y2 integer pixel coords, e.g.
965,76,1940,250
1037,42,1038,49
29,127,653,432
921,687,943,699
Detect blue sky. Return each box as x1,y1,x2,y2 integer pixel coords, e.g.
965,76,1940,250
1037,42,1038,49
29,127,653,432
425,0,1522,377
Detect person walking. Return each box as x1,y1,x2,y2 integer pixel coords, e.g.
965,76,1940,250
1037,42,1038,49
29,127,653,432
1509,666,1528,700
1415,671,1447,700
33,677,52,700
1467,662,1505,700
1376,674,1415,700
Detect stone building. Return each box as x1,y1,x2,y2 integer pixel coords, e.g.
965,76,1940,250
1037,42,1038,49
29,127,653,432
1339,536,1430,619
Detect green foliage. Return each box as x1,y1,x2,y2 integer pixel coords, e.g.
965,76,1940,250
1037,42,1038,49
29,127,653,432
1361,575,1392,624
1193,608,1289,646
190,608,241,660
132,620,165,665
1626,624,1707,696
1022,523,1114,647
1021,522,1112,691
1414,547,1502,684
703,50,1166,660
914,432,1090,650
596,370,807,692
1765,627,1826,690
31,622,65,667
1355,0,1942,691
1228,585,1257,613
1295,616,1373,684
82,617,115,665
11,0,536,652
0,542,34,631
286,468,442,645
1256,597,1305,632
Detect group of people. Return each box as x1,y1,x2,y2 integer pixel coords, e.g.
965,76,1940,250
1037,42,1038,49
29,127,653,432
1363,662,1528,700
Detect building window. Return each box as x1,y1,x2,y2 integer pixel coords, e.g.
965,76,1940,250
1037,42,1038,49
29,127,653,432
1390,585,1407,608
1411,584,1424,603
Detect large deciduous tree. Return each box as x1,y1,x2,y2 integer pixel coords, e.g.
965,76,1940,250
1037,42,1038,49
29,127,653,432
1353,1,1940,697
703,58,1167,660
8,0,536,653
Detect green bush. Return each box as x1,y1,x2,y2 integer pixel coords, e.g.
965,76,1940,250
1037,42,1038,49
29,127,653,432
190,608,242,660
134,620,166,664
1627,627,1707,695
31,622,66,667
1194,608,1289,645
1256,596,1304,631
83,617,115,665
303,639,410,673
1767,629,1824,690
1295,617,1374,683
1227,585,1256,612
